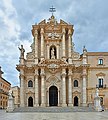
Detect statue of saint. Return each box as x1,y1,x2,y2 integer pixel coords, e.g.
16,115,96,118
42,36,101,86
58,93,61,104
18,45,25,58
51,47,55,59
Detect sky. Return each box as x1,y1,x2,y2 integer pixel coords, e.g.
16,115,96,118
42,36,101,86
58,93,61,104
0,0,108,86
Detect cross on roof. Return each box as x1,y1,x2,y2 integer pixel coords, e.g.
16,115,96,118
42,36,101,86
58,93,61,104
49,6,56,15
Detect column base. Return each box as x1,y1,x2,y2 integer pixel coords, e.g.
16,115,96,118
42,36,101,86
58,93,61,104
62,103,67,107
34,104,39,107
82,103,87,107
41,103,46,107
68,103,73,107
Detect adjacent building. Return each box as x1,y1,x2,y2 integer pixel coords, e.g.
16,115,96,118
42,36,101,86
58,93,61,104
11,86,20,108
0,66,11,109
16,14,108,109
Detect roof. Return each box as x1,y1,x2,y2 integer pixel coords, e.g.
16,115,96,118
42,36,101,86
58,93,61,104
0,77,11,85
87,52,108,56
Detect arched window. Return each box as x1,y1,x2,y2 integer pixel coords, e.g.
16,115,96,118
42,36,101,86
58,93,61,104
74,80,78,87
28,80,33,87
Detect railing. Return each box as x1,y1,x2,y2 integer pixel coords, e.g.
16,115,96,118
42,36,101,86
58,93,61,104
96,84,106,88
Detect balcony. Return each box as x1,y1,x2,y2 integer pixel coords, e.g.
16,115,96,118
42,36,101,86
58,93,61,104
96,84,106,89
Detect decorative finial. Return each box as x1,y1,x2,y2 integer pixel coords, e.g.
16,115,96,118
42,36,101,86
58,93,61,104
49,5,56,16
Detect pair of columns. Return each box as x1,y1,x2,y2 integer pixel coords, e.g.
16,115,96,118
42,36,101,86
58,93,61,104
62,68,73,106
34,28,44,63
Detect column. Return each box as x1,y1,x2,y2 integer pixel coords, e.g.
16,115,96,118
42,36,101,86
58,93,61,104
34,29,38,64
47,90,49,106
40,28,44,60
46,44,50,59
34,71,39,106
62,68,67,106
68,29,72,64
68,68,73,106
62,28,66,59
20,70,25,107
57,44,59,59
41,68,45,106
82,68,87,106
58,89,60,106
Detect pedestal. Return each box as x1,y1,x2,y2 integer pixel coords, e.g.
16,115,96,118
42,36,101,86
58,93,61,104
6,96,14,112
94,97,102,112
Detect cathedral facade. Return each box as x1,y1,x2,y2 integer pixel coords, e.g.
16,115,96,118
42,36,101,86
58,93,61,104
16,15,108,108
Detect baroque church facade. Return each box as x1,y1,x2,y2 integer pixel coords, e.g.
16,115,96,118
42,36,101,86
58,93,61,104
16,15,108,108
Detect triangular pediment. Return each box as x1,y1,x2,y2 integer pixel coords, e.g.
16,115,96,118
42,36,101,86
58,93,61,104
96,72,106,76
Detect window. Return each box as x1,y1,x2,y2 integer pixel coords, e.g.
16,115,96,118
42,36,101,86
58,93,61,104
74,80,78,87
28,80,33,87
99,78,103,88
98,59,103,65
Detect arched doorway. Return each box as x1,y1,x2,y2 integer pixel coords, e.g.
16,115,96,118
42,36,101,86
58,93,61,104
74,96,78,106
49,86,58,106
28,97,33,107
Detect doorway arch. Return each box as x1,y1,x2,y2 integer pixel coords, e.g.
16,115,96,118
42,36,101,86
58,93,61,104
28,97,33,107
74,96,78,106
49,86,58,106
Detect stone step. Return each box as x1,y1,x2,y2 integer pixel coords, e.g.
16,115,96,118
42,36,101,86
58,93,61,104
14,107,95,112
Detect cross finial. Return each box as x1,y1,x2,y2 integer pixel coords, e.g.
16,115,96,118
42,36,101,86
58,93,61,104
49,6,56,15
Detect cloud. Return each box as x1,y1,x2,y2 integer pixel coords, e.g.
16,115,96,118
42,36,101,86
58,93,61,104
0,0,108,86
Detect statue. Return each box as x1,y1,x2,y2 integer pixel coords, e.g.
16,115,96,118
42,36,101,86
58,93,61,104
9,89,13,97
51,47,55,59
18,45,25,58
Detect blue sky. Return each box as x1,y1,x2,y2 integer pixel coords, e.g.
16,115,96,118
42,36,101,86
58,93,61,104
0,0,108,86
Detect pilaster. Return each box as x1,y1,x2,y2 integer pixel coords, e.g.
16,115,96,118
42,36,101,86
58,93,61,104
62,28,66,60
40,28,44,61
82,67,87,106
34,69,39,107
68,68,73,106
34,29,38,64
41,68,46,106
68,29,72,64
20,73,25,107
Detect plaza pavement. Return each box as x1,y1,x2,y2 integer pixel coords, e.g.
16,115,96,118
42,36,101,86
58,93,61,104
0,109,108,120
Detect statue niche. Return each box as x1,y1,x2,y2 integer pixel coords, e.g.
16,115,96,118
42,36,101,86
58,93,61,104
50,46,56,59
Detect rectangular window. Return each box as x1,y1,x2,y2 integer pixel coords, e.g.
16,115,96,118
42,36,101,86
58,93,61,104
99,78,103,88
98,59,103,65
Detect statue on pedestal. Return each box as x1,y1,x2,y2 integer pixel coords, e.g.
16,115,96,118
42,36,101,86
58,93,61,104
18,45,25,58
6,90,14,112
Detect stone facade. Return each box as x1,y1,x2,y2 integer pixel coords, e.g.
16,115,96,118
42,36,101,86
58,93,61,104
16,15,108,109
0,66,11,109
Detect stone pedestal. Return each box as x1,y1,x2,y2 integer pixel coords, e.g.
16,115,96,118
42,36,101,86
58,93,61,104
6,90,14,112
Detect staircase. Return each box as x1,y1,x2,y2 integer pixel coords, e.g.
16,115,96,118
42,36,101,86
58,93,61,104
14,106,95,112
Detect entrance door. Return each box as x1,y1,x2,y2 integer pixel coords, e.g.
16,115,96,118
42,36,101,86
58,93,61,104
49,86,58,106
74,96,78,106
28,97,33,107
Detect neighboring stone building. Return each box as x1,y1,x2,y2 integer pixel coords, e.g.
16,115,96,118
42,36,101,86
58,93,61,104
0,66,11,109
11,86,20,108
16,14,108,109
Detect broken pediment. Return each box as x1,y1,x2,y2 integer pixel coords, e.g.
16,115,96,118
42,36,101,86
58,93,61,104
38,19,46,25
60,19,68,25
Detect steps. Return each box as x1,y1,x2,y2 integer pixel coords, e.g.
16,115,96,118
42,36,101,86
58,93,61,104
14,107,95,112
